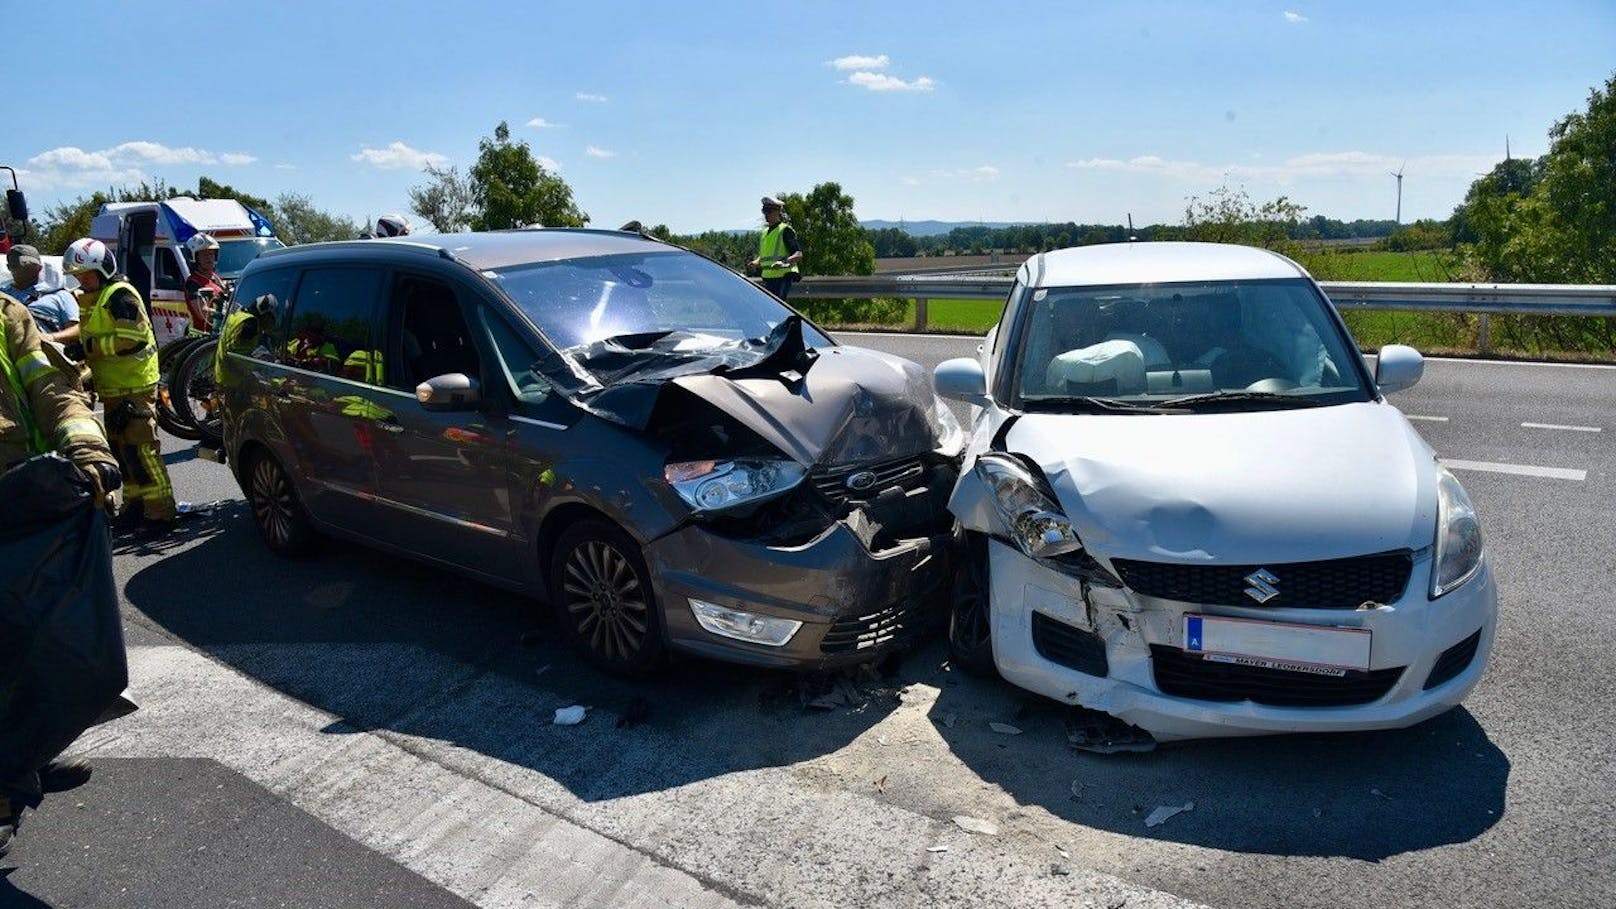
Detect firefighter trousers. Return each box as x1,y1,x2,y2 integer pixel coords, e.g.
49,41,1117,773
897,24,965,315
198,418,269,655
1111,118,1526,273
102,392,176,521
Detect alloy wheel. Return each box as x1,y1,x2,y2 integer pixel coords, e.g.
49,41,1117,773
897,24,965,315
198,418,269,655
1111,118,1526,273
251,457,296,549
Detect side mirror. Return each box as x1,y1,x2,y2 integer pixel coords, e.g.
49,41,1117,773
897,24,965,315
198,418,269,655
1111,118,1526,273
934,357,989,405
1375,344,1424,394
416,373,481,411
6,189,27,223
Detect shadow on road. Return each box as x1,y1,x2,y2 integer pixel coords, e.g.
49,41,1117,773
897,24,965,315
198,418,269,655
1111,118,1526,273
925,667,1508,862
122,509,906,803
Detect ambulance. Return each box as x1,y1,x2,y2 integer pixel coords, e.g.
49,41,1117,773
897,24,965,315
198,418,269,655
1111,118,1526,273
90,197,284,344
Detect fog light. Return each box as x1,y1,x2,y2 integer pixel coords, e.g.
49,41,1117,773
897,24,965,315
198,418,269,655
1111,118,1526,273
689,599,802,647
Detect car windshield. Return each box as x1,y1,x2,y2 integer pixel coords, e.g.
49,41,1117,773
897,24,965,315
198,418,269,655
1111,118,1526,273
214,238,286,277
490,250,830,354
1012,278,1373,412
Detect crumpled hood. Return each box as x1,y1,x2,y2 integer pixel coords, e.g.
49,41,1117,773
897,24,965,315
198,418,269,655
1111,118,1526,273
675,345,942,467
1006,402,1438,563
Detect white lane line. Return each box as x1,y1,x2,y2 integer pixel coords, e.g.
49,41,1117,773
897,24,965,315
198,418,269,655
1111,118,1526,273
1405,414,1449,422
1442,459,1587,481
1522,422,1602,433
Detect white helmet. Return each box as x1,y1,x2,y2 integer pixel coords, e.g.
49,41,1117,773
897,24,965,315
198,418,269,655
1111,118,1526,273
186,232,221,255
375,214,410,238
63,238,117,278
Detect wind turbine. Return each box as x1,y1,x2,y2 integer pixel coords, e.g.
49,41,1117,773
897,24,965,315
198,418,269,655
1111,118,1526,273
1390,160,1406,225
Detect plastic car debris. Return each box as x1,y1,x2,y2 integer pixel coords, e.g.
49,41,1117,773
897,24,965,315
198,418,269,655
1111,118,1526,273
927,845,950,854
552,705,589,725
1065,706,1157,754
952,816,1000,836
989,722,1024,735
1144,802,1195,828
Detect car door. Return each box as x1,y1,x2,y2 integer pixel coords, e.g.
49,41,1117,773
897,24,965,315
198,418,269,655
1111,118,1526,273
271,265,396,534
364,271,532,581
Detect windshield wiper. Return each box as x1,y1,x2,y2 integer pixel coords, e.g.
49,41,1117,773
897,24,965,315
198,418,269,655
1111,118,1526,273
1023,396,1185,415
1163,390,1326,410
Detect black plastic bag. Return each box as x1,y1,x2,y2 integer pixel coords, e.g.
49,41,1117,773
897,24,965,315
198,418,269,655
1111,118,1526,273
0,454,127,804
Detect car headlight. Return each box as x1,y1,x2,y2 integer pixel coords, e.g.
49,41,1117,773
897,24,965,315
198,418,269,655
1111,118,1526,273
974,453,1082,559
1431,466,1484,598
664,458,806,513
931,394,965,456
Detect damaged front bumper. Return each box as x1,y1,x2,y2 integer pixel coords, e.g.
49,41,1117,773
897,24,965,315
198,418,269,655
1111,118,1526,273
986,539,1498,741
648,488,955,669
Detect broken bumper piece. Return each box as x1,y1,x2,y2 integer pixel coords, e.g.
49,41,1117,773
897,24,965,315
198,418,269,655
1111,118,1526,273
649,518,953,669
986,539,1499,741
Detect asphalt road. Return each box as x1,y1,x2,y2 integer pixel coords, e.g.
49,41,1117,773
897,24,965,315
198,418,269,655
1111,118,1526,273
6,338,1612,909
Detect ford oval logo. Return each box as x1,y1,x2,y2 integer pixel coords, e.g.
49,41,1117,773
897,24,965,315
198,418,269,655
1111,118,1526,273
845,470,878,492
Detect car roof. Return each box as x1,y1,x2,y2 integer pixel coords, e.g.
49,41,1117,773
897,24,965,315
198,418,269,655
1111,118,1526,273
254,228,671,272
1018,241,1307,289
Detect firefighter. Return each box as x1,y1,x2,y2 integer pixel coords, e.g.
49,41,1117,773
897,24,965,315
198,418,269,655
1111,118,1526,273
182,232,226,331
61,238,177,531
0,288,121,858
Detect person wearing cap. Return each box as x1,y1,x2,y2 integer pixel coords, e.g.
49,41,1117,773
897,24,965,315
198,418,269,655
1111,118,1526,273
748,196,803,299
3,245,81,347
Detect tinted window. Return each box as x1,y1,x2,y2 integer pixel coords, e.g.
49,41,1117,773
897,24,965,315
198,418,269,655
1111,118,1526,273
284,267,384,381
489,251,831,352
232,268,300,358
155,247,185,292
392,275,480,392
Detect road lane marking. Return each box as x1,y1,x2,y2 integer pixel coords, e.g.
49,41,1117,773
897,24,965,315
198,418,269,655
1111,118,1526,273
1442,459,1586,481
1522,422,1602,433
1405,415,1449,422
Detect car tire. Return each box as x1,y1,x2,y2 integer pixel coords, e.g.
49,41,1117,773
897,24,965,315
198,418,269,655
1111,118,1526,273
949,530,998,677
245,450,316,557
549,519,665,678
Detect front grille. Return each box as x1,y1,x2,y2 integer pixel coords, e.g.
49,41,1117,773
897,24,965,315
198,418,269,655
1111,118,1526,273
1150,645,1404,707
1031,612,1109,677
1424,628,1483,690
1112,551,1413,609
821,598,932,655
811,455,928,505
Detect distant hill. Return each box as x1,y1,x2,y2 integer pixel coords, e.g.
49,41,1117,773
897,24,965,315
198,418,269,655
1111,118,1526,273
861,220,1033,237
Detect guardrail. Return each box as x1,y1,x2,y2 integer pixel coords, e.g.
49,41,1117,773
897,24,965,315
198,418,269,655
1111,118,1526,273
792,275,1616,348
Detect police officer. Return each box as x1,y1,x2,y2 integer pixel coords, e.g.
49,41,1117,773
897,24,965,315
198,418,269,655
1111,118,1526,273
61,238,177,531
749,196,802,299
0,288,121,858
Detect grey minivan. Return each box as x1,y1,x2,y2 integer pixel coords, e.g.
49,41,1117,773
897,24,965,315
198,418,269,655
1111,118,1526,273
217,230,961,674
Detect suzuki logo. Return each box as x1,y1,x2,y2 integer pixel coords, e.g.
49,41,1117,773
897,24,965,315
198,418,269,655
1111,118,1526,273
845,470,878,492
1243,568,1281,604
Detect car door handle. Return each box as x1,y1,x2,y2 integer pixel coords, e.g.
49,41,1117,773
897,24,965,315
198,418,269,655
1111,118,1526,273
373,418,404,433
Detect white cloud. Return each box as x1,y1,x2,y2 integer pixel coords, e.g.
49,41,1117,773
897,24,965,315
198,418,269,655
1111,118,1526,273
526,117,563,128
848,71,936,92
585,145,617,159
274,163,297,170
110,141,213,165
219,152,258,166
350,141,449,170
930,165,1000,181
22,139,256,190
1283,11,1307,22
29,147,115,171
1065,150,1498,182
828,54,890,70
537,155,561,171
575,92,607,103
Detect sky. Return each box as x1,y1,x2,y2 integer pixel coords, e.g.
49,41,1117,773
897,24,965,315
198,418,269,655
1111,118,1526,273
10,1,1614,238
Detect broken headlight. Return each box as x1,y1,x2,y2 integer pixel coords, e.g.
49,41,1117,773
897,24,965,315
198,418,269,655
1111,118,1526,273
1431,466,1483,598
974,453,1083,560
931,394,965,457
665,459,807,514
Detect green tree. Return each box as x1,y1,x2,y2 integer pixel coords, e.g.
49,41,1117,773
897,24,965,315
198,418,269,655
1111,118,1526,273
1532,72,1616,283
275,193,360,244
468,121,587,230
776,182,875,277
1182,184,1306,250
408,164,475,233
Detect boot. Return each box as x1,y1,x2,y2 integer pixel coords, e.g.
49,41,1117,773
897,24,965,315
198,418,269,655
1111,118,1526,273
40,757,93,793
113,499,146,532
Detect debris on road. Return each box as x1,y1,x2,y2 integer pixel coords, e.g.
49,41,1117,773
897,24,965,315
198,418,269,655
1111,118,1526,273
1144,802,1195,828
940,712,957,729
989,722,1024,736
616,697,651,730
1050,864,1071,876
874,774,888,794
1371,788,1392,799
1066,706,1157,754
927,845,950,854
952,816,1000,836
552,705,589,726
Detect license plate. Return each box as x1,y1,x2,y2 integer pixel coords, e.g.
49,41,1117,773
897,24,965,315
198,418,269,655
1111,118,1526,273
1183,614,1371,676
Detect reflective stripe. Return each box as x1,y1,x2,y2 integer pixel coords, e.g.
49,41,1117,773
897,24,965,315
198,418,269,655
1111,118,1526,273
57,417,105,445
16,349,53,387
